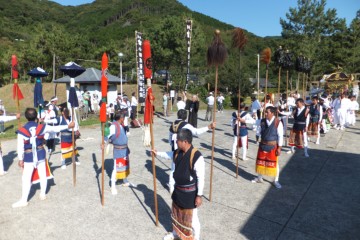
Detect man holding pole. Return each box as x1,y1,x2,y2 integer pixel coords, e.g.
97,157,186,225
12,108,74,208
153,129,205,240
252,106,283,189
103,112,130,195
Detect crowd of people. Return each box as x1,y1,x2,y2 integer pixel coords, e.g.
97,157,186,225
0,86,358,240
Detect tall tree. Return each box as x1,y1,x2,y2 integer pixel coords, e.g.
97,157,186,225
280,0,347,74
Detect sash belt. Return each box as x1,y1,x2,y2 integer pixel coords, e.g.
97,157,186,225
25,145,44,153
114,144,128,149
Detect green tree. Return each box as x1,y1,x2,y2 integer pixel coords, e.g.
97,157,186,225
280,0,347,74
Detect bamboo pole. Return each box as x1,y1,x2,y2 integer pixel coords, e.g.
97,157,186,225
72,108,76,187
209,66,218,201
236,52,241,178
150,105,159,226
101,122,105,206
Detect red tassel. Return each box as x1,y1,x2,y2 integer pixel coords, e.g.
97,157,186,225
13,83,24,100
12,55,19,79
100,52,108,123
143,40,152,79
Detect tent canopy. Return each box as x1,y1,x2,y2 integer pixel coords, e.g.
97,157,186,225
53,67,125,83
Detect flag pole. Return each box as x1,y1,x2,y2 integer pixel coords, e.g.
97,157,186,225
149,105,159,226
207,30,228,202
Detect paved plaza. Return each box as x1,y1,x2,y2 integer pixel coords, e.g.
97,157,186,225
0,109,359,240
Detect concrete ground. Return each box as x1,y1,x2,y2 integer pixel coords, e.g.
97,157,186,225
0,110,359,240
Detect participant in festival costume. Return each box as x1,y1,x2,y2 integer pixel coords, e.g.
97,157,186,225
44,103,57,154
347,95,359,126
252,106,283,189
12,108,74,208
250,96,261,120
231,103,255,161
169,109,215,152
0,114,19,175
186,94,199,127
319,95,331,134
153,129,205,240
45,108,80,169
49,96,60,117
205,92,214,121
287,98,310,157
130,92,138,120
103,112,131,195
332,93,351,130
307,96,322,144
276,93,288,133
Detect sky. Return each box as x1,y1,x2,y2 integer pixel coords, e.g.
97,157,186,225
52,0,359,37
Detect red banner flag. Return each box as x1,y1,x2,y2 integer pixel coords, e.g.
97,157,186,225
143,40,152,79
100,53,108,123
12,55,24,100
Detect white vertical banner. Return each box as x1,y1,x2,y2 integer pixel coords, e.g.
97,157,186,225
135,31,146,103
185,19,192,91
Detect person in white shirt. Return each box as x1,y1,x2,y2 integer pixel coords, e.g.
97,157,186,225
217,93,225,113
130,92,138,120
231,104,255,161
287,93,296,113
250,96,262,120
152,129,205,240
347,95,359,126
0,114,19,175
176,92,186,111
92,93,99,114
205,92,215,121
0,99,6,134
332,93,351,130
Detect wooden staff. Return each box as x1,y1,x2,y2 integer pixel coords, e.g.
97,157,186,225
232,28,247,178
101,121,105,205
302,72,306,98
207,30,228,201
149,104,159,226
72,107,76,187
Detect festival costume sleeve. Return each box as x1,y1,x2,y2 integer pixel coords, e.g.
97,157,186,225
0,116,16,122
277,121,284,147
319,106,323,123
194,155,205,196
104,124,116,142
17,134,25,161
156,151,173,161
306,113,310,128
244,113,256,124
43,118,58,124
44,125,69,134
183,124,209,137
256,121,261,137
279,111,292,116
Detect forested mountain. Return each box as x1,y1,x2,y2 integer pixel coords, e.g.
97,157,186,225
0,0,359,95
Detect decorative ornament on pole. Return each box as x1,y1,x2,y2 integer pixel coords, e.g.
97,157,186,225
231,27,247,179
99,54,108,123
60,62,86,187
28,67,48,109
12,55,24,129
207,29,228,202
118,52,124,97
143,40,153,80
261,47,272,99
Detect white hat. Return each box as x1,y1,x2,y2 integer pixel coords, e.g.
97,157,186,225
210,92,213,95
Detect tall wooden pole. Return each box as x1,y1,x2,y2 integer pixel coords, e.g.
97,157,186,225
209,66,218,201
101,122,105,205
150,105,159,226
71,108,76,187
236,51,241,178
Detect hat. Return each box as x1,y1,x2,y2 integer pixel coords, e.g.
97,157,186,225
210,92,213,95
50,96,58,102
